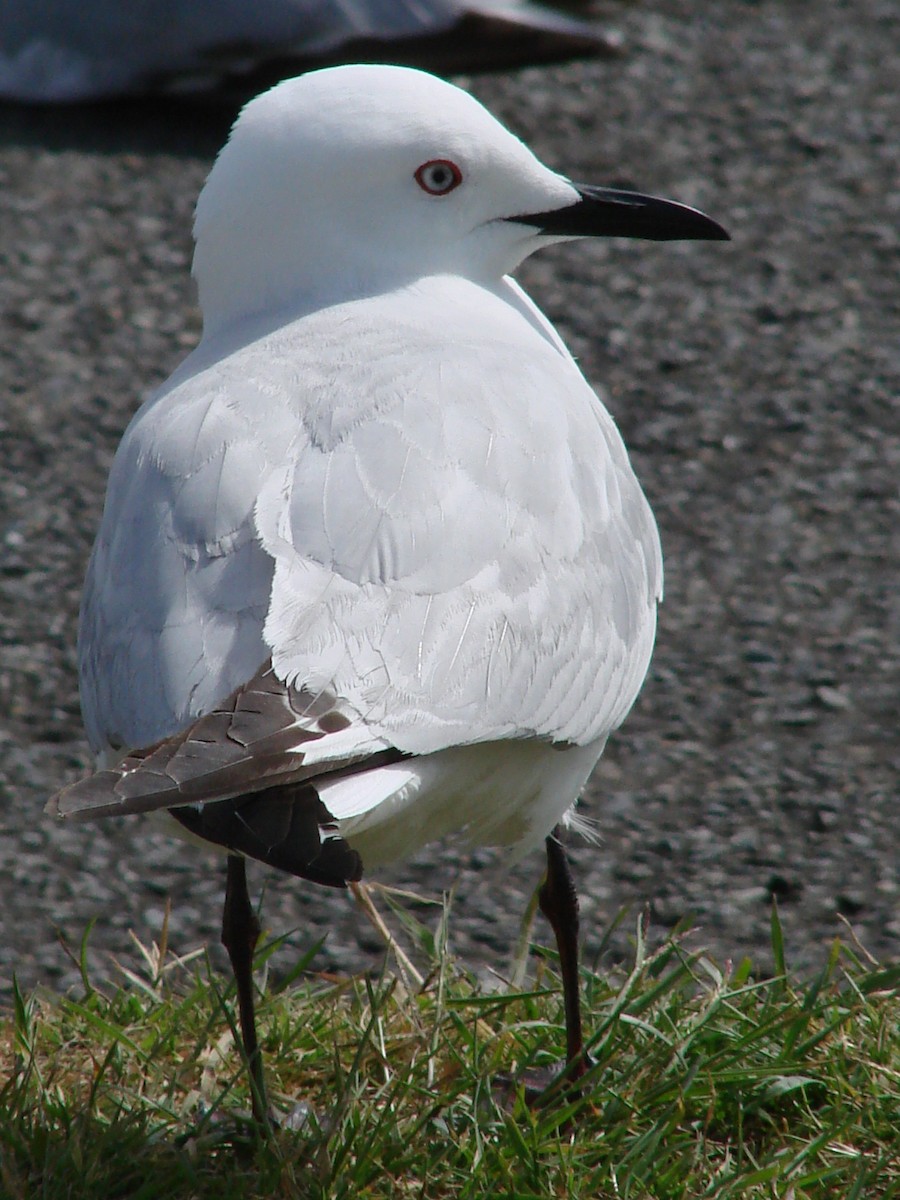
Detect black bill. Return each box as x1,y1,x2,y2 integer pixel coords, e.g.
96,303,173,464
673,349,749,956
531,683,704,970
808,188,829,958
511,184,730,242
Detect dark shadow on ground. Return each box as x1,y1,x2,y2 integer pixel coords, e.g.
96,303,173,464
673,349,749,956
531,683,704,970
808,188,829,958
0,97,235,157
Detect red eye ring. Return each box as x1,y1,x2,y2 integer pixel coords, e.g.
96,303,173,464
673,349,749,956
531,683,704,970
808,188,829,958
414,159,463,196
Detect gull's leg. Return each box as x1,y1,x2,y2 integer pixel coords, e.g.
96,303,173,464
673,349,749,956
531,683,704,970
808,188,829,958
222,854,268,1125
538,826,588,1083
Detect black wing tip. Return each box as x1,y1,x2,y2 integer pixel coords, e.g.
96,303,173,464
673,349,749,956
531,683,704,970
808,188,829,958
45,777,109,821
694,218,731,242
170,784,364,889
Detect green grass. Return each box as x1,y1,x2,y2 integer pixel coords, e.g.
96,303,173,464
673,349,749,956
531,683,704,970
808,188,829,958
1,901,898,1199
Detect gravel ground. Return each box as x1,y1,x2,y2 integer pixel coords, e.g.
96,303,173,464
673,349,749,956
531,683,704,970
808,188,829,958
1,0,897,1003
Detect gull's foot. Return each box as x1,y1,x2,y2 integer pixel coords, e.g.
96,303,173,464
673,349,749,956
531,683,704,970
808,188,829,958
492,1052,595,1111
177,1097,324,1151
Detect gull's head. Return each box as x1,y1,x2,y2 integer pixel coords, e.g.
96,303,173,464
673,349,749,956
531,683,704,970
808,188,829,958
193,64,727,337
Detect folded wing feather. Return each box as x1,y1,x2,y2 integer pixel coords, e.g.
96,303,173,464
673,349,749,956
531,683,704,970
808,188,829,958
48,660,400,821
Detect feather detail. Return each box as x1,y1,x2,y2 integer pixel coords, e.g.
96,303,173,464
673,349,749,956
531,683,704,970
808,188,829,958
170,784,363,888
47,660,398,821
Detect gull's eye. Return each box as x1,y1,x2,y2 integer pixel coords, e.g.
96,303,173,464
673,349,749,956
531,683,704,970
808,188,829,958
414,159,463,196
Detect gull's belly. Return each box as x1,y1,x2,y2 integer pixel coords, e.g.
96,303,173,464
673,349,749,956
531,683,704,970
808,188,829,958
322,736,606,868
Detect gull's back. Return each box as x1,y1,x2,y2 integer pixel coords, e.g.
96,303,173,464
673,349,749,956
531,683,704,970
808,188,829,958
79,273,661,805
70,63,682,865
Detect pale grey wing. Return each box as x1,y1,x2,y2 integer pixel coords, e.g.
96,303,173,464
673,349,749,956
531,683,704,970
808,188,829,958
78,368,298,755
255,296,663,756
76,281,659,845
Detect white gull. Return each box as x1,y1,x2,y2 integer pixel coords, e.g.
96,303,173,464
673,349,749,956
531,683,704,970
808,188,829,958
49,64,727,1120
0,0,610,102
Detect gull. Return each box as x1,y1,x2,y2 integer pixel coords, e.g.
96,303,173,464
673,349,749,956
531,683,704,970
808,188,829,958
48,64,727,1122
0,0,609,102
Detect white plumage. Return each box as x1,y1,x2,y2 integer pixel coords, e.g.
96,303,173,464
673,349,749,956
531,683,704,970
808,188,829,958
68,66,668,869
49,65,727,1117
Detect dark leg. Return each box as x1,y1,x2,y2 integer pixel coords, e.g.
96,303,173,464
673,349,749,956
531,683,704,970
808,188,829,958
539,826,588,1083
222,854,268,1124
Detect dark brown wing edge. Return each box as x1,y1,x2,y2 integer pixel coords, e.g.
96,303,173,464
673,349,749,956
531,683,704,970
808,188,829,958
46,660,387,821
45,659,414,886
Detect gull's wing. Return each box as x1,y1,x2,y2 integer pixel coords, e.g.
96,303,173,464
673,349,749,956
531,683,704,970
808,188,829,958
255,283,662,755
49,660,403,885
52,660,399,819
72,281,660,835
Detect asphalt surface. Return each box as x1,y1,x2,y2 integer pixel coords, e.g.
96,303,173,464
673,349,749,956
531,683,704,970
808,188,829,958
1,0,897,1004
